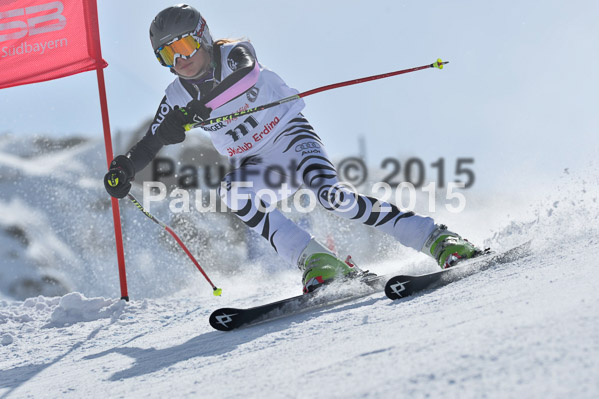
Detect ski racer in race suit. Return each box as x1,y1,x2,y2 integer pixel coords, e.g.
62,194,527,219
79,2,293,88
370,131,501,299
103,4,481,292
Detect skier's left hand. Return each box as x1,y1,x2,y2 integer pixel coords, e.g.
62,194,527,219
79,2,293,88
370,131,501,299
155,106,194,145
155,101,211,145
186,99,211,124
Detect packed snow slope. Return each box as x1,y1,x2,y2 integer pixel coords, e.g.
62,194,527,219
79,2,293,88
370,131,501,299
1,159,598,398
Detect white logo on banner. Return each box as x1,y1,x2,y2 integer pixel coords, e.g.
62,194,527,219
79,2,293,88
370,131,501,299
0,1,66,43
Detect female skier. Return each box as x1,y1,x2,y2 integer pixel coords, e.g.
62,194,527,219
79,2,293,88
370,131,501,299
104,4,481,292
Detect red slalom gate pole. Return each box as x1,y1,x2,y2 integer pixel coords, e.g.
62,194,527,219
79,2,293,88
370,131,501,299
97,67,129,301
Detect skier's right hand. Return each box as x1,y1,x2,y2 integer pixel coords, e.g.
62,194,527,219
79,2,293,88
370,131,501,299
104,155,135,199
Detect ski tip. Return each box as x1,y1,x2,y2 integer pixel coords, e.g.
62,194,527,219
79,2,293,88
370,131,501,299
213,287,223,296
209,307,242,331
384,276,414,300
432,58,448,69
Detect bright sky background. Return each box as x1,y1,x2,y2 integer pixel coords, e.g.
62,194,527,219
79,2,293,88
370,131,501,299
1,0,598,191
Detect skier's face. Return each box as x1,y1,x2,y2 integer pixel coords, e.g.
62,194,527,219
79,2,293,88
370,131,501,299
173,47,210,78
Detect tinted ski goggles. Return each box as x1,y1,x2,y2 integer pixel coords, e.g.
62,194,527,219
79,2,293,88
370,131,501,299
155,33,201,67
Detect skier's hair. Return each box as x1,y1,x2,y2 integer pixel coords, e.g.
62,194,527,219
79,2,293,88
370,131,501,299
214,37,247,46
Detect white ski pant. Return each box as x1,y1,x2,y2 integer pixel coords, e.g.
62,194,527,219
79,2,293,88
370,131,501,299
218,115,436,266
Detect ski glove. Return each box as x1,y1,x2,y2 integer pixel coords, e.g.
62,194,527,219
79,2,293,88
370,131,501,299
187,99,212,123
155,100,211,145
104,155,135,199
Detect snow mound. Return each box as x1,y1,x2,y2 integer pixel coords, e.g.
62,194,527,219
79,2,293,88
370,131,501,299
45,293,126,328
1,333,13,346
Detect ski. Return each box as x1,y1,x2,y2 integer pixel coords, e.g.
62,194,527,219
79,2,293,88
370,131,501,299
384,241,532,300
209,274,388,331
209,241,531,331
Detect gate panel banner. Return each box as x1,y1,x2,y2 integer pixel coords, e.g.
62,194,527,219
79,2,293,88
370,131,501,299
0,0,107,89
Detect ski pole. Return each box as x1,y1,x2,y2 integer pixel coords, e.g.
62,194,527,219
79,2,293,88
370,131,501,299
127,193,222,296
185,58,448,130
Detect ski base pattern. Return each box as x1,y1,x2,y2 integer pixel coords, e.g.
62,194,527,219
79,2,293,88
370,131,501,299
209,241,531,331
384,241,532,300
